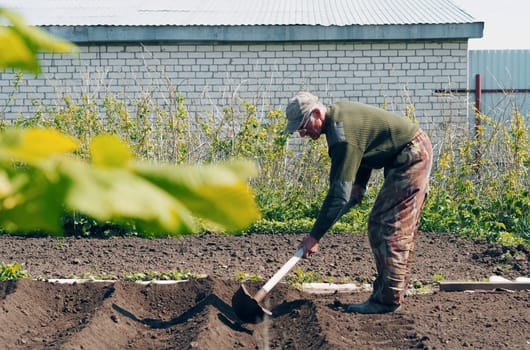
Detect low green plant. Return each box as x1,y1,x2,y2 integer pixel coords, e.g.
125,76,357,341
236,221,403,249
337,276,352,284
0,261,29,280
123,270,206,281
433,273,445,284
234,272,263,282
409,280,435,294
286,267,323,289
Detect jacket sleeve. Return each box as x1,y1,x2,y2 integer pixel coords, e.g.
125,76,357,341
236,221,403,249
309,179,352,240
309,142,361,240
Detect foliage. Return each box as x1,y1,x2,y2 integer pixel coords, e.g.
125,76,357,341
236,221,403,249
433,273,445,284
234,272,263,282
0,8,528,247
286,267,323,289
0,261,29,280
5,90,331,235
0,129,259,235
422,109,529,245
0,9,78,74
3,82,528,246
123,270,206,281
0,8,260,236
62,212,141,237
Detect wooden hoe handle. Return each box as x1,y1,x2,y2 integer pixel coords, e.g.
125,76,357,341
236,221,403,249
254,247,304,303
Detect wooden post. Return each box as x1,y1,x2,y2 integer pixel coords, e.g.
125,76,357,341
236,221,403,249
474,74,482,175
474,73,482,139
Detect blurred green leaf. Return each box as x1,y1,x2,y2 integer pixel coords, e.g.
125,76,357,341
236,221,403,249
0,9,78,74
90,134,133,168
0,27,38,73
61,160,197,235
0,166,66,233
0,128,260,235
135,160,260,231
0,128,78,162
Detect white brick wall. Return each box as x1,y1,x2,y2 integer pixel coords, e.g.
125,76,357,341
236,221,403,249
0,40,471,142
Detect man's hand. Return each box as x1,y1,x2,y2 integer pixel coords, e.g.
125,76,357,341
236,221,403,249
299,234,320,259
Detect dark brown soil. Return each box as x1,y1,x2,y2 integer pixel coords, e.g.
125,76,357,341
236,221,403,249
0,231,528,349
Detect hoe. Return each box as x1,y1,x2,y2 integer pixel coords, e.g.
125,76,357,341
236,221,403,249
231,247,304,323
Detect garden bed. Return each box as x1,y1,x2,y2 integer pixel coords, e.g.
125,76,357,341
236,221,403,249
0,232,528,349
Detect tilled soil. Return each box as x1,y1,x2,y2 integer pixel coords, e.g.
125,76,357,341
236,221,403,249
0,231,529,349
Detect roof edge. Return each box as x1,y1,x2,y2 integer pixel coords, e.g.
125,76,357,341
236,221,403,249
42,23,484,44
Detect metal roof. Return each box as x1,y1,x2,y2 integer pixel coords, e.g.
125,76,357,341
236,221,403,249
1,0,477,27
0,0,483,43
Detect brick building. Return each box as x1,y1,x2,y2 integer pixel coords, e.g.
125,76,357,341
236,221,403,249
0,0,483,141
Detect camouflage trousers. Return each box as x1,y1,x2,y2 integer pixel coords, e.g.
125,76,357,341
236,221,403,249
368,129,433,305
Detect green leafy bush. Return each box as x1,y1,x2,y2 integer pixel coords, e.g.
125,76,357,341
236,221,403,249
4,84,528,246
423,109,529,245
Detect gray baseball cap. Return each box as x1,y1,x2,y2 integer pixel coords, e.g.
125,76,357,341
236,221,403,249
284,91,319,134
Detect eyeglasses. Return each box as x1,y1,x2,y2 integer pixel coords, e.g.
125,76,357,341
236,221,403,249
297,111,313,133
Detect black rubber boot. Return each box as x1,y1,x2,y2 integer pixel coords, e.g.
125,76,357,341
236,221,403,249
346,300,401,314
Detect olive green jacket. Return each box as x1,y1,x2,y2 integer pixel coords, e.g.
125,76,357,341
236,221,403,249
310,102,419,240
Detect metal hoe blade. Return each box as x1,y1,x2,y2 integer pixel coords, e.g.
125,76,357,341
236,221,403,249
231,284,271,324
231,247,304,324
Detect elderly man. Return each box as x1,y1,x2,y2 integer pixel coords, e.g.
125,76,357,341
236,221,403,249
285,91,433,314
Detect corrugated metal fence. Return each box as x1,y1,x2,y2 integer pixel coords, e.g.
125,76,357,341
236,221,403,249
468,50,530,121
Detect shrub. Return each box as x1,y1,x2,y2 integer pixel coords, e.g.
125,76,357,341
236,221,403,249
423,108,529,245
1,73,528,246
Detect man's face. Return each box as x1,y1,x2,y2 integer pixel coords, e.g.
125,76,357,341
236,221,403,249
298,111,323,140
